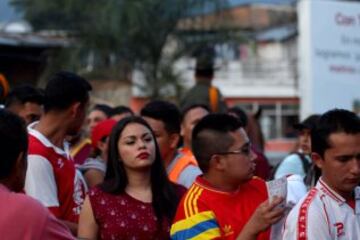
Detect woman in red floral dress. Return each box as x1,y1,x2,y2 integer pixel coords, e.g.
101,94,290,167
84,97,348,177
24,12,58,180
78,116,186,240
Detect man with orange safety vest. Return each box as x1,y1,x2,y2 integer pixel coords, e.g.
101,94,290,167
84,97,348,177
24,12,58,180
168,104,209,188
141,101,207,188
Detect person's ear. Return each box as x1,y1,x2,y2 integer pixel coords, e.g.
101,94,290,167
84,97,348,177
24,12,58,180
169,133,180,149
97,141,106,153
69,102,81,118
11,152,27,192
15,152,26,171
180,124,185,138
311,152,324,170
210,154,225,171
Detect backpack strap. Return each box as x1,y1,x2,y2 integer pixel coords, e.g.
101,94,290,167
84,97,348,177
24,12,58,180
293,152,311,175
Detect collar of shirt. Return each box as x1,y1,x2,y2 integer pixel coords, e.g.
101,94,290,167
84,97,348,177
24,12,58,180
27,121,70,159
317,178,360,212
318,178,346,205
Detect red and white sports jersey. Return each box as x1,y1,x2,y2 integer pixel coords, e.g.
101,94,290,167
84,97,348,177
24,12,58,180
282,178,360,240
25,123,86,223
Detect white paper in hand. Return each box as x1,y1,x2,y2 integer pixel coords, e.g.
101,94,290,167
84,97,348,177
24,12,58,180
266,176,288,240
266,176,287,208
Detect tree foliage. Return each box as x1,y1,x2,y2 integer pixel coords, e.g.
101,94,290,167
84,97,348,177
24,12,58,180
12,0,229,99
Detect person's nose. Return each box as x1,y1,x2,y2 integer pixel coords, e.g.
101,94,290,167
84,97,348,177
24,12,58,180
249,148,257,162
349,157,360,176
302,133,310,142
138,139,147,149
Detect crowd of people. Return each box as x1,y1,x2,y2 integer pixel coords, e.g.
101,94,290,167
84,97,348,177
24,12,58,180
0,66,359,240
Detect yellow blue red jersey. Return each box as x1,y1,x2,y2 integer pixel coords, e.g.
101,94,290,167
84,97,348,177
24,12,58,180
170,176,270,240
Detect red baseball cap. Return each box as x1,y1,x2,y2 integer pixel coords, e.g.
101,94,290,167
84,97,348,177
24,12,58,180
91,119,117,148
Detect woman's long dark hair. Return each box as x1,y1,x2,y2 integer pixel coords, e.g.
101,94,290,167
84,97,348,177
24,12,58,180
100,116,180,223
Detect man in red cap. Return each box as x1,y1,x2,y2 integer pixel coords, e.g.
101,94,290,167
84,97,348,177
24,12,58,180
79,119,117,187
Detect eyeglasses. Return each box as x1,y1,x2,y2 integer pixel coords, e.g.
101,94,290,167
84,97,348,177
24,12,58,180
214,143,252,157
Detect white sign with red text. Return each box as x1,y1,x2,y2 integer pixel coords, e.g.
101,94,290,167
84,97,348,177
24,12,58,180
298,0,360,118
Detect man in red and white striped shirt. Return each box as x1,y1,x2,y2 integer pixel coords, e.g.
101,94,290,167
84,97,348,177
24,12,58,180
282,109,360,240
25,71,92,235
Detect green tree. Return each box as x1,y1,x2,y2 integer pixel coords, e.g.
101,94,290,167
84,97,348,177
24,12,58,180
12,0,230,99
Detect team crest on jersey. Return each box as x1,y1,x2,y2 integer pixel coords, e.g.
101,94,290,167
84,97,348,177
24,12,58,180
57,158,64,168
334,222,344,237
223,224,234,236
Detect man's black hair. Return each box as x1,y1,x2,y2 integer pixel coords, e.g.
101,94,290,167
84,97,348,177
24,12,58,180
181,104,210,123
43,71,92,112
311,109,360,158
228,106,248,127
294,114,320,132
140,100,181,134
195,68,214,79
5,84,44,108
92,104,113,117
192,114,244,173
194,46,215,79
0,110,28,180
111,105,134,117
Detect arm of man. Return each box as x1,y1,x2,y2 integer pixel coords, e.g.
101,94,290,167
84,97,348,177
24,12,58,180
25,155,60,216
171,210,222,240
42,211,76,240
236,196,285,240
60,220,78,236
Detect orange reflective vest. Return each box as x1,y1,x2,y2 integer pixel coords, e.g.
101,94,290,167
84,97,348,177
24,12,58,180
168,147,198,183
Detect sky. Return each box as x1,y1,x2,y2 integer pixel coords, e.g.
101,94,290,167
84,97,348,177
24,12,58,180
0,0,22,22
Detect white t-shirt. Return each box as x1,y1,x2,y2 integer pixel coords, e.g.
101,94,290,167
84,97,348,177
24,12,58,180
275,153,311,179
286,174,308,205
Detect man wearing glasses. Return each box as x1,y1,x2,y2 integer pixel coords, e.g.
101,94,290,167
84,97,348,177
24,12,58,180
170,114,284,240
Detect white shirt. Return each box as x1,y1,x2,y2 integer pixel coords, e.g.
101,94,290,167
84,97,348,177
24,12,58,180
282,178,360,240
275,153,311,179
269,175,308,240
286,174,308,205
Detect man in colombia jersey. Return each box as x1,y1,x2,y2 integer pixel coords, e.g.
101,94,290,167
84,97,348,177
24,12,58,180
171,114,284,240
